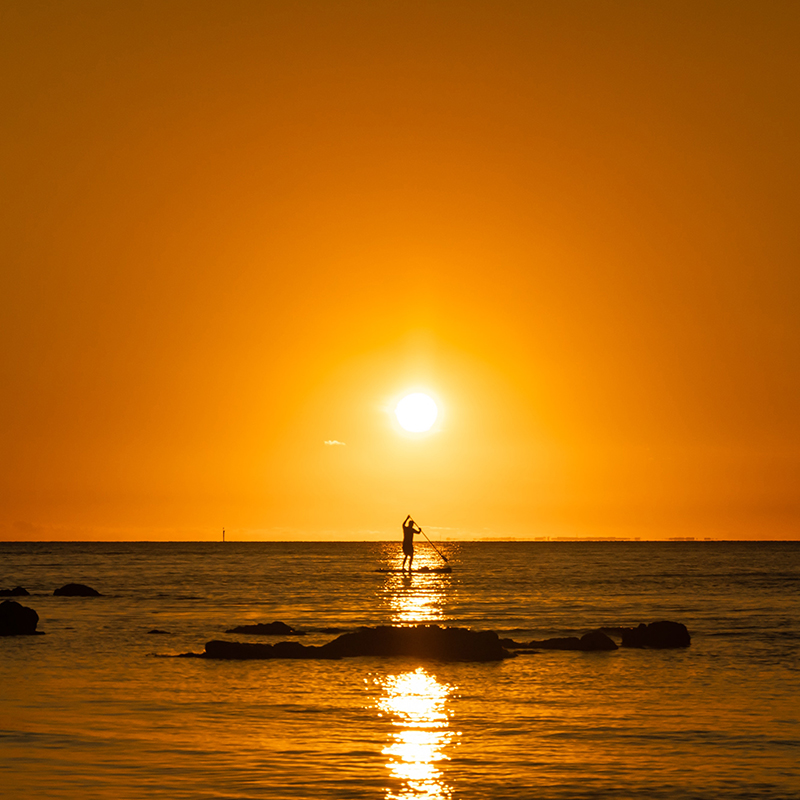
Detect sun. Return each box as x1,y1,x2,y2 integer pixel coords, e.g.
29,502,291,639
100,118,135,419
395,393,438,433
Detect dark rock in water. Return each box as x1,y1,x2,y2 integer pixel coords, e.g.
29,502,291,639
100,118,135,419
620,621,690,648
197,623,689,662
147,629,170,635
201,625,513,662
272,640,313,658
504,622,691,653
0,600,40,635
204,639,320,660
54,583,101,597
0,586,29,597
527,636,583,651
205,640,273,659
225,620,305,636
579,630,618,651
319,625,511,662
597,626,628,639
507,631,617,652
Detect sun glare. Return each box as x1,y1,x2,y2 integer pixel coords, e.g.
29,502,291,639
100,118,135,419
377,668,455,799
395,393,438,433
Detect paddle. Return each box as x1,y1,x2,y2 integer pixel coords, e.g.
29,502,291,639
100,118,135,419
410,518,449,563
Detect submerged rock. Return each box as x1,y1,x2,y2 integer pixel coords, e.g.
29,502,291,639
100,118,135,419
204,639,316,660
579,630,619,650
508,631,617,652
200,625,513,662
619,621,691,648
0,586,29,597
147,629,170,635
225,620,305,636
53,583,101,597
320,625,511,661
598,626,628,639
504,621,691,652
0,600,40,635
524,636,583,651
189,622,689,663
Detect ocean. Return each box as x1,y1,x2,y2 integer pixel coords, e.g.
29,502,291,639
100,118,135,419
1,541,798,799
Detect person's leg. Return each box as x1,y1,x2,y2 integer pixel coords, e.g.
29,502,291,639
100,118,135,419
408,550,413,572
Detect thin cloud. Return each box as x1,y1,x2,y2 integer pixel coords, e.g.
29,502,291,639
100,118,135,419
324,440,346,446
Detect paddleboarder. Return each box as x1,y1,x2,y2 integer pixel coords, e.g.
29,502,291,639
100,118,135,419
402,515,421,572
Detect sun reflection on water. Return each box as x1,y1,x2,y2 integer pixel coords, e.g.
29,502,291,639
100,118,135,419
389,579,445,624
382,549,451,625
377,668,457,800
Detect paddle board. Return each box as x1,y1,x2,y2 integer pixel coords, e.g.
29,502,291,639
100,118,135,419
376,566,452,574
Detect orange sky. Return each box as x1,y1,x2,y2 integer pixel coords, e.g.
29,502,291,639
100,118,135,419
2,2,798,541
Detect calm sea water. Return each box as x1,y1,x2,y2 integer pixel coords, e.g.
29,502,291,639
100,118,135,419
1,541,798,799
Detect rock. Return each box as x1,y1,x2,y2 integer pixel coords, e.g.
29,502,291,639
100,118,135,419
205,640,275,659
597,626,628,639
526,636,583,651
507,631,617,652
0,586,29,596
147,629,170,635
0,600,40,635
579,630,618,651
53,583,101,597
620,621,691,648
503,622,691,653
196,622,689,662
225,620,305,636
201,625,513,662
203,639,320,660
319,625,511,661
272,640,313,658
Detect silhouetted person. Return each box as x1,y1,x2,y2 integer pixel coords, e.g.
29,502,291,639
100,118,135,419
402,515,420,572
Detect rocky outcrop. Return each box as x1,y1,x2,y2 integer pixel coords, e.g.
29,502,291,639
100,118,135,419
183,621,690,662
579,630,619,650
321,625,511,661
503,621,690,652
0,600,40,635
225,620,305,636
200,625,513,662
147,629,170,635
531,637,582,650
617,621,691,648
505,631,617,652
0,586,29,597
205,639,316,660
53,583,101,597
